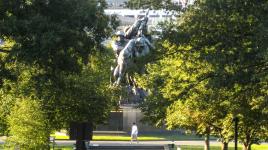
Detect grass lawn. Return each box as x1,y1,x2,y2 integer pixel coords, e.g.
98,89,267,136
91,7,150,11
180,144,268,150
93,135,165,141
52,132,207,141
52,134,165,141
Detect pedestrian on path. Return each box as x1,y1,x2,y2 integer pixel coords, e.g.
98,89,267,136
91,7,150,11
131,122,138,144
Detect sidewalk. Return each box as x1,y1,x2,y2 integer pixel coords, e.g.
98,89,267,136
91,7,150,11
0,139,217,146
54,140,220,146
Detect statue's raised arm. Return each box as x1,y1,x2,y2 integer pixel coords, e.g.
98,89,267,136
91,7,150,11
125,9,149,39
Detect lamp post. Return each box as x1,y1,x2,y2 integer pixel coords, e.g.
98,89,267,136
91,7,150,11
233,117,239,150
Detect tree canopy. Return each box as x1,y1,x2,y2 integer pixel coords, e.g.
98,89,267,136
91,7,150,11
136,0,268,150
0,0,115,140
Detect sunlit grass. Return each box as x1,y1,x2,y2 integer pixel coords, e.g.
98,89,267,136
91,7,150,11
251,144,268,150
180,145,268,150
51,132,204,141
50,134,164,141
93,135,164,141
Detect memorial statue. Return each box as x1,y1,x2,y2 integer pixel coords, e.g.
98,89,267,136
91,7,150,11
112,9,153,86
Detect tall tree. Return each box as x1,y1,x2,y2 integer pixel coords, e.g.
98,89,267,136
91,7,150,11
137,0,268,150
0,0,110,72
0,0,115,148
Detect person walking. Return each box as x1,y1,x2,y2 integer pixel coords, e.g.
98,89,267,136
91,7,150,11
131,122,138,144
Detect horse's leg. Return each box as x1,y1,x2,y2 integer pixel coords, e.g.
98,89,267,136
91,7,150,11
115,63,124,85
113,65,120,85
110,66,115,85
113,65,119,79
129,76,138,87
118,61,129,85
127,73,134,86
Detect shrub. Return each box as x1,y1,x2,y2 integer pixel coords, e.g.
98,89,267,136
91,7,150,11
5,97,49,149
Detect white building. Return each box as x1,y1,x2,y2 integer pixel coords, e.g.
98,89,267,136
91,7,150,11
105,0,195,9
172,0,195,7
106,0,127,8
105,9,179,26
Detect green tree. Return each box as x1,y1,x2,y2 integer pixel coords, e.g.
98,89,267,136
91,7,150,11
0,91,15,135
6,98,48,150
137,0,268,150
0,48,114,148
0,0,115,148
0,62,37,135
44,50,114,127
0,0,110,71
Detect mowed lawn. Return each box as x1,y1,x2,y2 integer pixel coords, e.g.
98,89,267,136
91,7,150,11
51,132,208,141
51,134,165,140
180,145,268,150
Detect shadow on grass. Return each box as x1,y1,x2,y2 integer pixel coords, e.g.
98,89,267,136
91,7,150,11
53,132,213,141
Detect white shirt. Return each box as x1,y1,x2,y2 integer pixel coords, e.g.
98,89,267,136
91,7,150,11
131,125,138,135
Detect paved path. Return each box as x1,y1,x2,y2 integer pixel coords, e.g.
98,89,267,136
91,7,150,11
54,140,220,146
0,139,216,146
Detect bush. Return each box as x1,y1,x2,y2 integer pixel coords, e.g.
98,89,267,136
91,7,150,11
5,98,49,149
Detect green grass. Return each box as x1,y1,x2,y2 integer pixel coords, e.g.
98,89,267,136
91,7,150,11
50,134,69,140
251,144,268,150
51,134,165,141
51,146,73,150
93,135,164,141
155,133,213,141
52,133,206,141
180,145,268,150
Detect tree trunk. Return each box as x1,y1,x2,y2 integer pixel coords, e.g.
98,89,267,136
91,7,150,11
221,142,228,150
70,122,93,150
243,143,252,150
243,133,252,150
204,127,210,150
76,140,86,150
